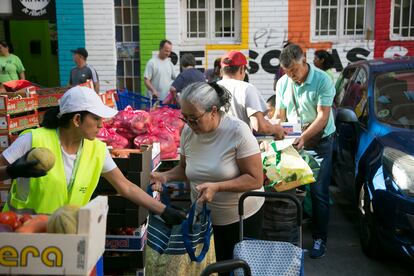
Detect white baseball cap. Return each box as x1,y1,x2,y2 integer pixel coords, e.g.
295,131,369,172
57,86,118,118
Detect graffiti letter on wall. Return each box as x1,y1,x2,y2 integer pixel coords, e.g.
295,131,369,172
331,49,344,72
253,29,268,48
248,50,260,74
261,50,281,74
170,52,178,66
265,29,279,48
346,48,370,63
253,28,280,48
383,46,408,58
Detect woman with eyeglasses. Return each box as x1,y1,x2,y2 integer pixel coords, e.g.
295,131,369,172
151,82,265,267
0,41,25,84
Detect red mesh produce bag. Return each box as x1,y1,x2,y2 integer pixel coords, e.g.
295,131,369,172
130,110,151,134
157,129,178,159
116,127,136,142
106,128,129,149
133,133,159,148
113,105,137,129
97,127,110,143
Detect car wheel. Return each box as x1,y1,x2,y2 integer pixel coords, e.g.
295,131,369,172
358,184,383,258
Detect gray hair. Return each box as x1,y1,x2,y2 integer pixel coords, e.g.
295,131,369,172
279,44,304,68
180,82,231,112
180,53,196,68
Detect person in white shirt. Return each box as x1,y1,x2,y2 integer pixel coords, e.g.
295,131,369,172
218,50,285,139
150,82,264,265
144,39,177,100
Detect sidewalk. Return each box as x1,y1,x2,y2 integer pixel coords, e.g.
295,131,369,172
303,187,411,276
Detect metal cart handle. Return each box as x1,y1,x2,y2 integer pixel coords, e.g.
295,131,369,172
200,259,251,276
238,191,303,244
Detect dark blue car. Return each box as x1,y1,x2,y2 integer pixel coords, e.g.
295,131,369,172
333,57,414,260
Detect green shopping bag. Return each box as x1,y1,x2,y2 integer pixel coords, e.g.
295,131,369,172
298,150,320,217
262,141,315,192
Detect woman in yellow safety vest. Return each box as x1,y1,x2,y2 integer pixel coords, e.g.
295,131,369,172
0,86,185,225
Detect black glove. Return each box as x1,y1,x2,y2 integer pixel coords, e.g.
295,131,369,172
6,149,47,179
160,206,187,225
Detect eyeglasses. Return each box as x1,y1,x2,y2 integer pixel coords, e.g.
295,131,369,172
179,111,207,126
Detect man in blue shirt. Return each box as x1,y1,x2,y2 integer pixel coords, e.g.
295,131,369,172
275,44,335,259
165,53,205,105
170,53,205,93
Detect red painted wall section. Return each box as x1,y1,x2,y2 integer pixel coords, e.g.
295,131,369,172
288,0,332,50
375,0,414,58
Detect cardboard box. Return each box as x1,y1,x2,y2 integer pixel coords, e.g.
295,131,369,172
0,179,10,207
0,91,37,115
0,179,11,189
110,144,158,173
38,109,47,124
32,87,68,108
103,250,145,271
0,133,18,149
100,90,116,108
0,111,39,134
105,195,148,228
106,224,147,251
96,171,149,194
281,122,302,138
78,80,94,90
152,142,161,170
0,196,108,275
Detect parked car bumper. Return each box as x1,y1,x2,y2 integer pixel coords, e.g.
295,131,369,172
372,189,414,260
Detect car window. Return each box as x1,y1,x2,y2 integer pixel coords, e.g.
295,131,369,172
335,67,358,107
341,68,368,122
375,70,414,129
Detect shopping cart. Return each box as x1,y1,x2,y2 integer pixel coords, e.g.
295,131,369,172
116,89,179,110
233,191,304,276
200,259,252,276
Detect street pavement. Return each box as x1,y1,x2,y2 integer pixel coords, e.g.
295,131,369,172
302,187,412,276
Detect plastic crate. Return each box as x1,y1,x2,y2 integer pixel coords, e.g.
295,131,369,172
116,89,178,110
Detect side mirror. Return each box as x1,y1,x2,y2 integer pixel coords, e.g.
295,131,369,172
336,108,358,124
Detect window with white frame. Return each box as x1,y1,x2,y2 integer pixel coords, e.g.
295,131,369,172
344,0,366,35
392,0,414,38
183,0,240,43
313,0,374,40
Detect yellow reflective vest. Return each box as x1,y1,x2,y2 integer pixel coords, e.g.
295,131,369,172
5,127,106,214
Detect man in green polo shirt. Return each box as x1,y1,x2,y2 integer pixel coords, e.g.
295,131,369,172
275,44,335,259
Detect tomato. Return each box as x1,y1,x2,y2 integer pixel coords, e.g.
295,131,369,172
19,214,32,224
0,211,18,228
12,219,22,230
125,227,135,235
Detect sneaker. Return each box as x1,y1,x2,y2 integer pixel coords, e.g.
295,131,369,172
309,239,326,259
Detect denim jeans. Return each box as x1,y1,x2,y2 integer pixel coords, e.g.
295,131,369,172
306,135,334,242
